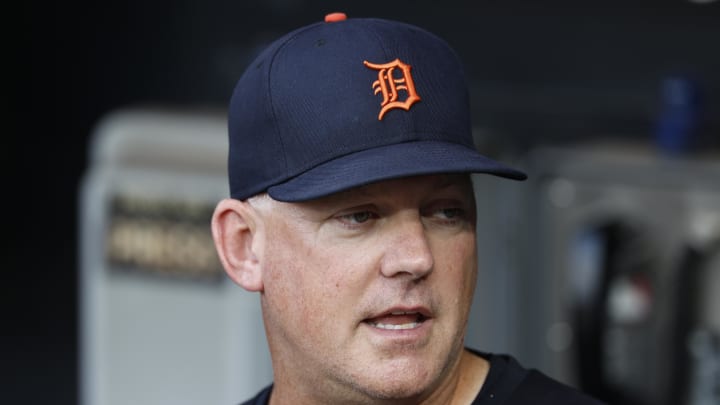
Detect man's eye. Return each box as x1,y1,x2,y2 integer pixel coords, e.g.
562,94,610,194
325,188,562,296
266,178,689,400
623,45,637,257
434,208,465,220
339,211,375,225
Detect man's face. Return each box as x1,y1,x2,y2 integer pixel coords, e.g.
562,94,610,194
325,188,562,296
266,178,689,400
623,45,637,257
255,174,478,401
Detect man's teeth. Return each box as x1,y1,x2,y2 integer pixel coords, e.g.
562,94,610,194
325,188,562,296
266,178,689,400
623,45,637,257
368,311,424,330
371,322,421,330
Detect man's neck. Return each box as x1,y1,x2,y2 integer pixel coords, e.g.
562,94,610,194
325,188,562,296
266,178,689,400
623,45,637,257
448,350,490,405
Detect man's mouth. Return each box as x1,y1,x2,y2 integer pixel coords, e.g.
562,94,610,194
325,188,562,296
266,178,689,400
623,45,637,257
364,311,429,330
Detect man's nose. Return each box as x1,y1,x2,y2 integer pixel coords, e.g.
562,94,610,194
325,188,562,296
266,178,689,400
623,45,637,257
379,215,434,280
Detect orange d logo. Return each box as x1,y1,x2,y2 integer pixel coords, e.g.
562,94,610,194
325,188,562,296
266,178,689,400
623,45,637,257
363,59,421,120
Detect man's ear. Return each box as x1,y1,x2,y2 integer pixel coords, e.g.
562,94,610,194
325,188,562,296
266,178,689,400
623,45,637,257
211,198,264,292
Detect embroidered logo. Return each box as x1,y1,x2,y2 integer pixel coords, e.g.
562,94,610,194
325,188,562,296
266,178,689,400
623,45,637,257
363,59,421,120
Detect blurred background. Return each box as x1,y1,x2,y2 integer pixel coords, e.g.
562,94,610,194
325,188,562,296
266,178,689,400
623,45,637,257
10,0,720,404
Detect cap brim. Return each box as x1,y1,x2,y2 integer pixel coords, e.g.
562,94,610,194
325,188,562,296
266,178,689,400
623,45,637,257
267,141,527,202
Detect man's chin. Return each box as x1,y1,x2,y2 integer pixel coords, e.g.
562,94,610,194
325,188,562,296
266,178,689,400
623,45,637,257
344,361,442,402
352,379,431,402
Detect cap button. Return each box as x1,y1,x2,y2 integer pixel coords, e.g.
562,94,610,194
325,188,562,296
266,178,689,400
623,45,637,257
324,12,347,23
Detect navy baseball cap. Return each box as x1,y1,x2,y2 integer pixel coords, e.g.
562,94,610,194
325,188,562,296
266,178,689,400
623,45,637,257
228,12,526,202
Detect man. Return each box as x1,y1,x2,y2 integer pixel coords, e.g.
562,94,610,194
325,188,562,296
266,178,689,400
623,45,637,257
212,12,604,404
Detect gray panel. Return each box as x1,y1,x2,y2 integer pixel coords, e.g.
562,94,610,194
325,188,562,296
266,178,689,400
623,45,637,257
79,109,273,405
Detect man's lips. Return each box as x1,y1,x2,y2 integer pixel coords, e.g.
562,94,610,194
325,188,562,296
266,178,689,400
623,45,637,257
363,308,431,330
